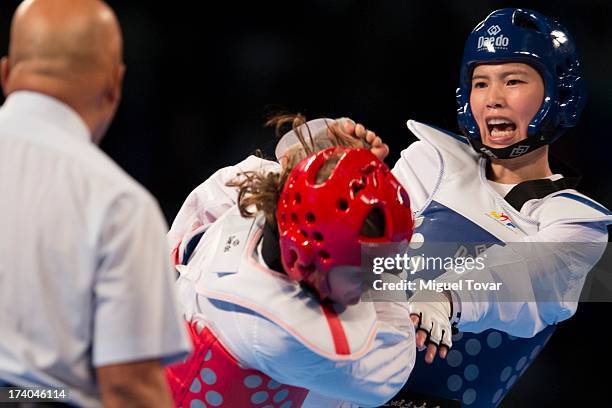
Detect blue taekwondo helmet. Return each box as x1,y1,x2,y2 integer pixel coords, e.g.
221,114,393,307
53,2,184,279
456,8,587,159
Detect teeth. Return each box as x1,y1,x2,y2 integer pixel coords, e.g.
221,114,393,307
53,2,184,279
490,128,515,139
491,129,513,135
486,118,513,125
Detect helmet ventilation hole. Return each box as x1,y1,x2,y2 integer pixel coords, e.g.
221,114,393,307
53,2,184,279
350,179,366,197
559,88,571,102
512,10,542,32
287,250,297,268
305,212,315,223
360,207,386,238
337,199,349,211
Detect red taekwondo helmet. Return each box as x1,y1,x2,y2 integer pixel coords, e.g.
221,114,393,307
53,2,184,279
276,147,414,300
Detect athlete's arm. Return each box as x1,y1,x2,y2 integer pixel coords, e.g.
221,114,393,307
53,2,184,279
97,359,172,408
439,221,608,337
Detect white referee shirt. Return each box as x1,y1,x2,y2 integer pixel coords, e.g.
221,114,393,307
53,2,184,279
0,91,190,407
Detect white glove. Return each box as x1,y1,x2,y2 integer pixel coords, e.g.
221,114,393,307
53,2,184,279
408,290,453,349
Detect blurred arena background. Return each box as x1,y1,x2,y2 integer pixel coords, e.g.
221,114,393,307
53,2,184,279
1,1,610,406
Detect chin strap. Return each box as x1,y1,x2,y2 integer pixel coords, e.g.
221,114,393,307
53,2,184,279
468,134,549,160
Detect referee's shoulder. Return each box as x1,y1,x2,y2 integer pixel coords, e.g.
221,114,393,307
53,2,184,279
68,143,159,212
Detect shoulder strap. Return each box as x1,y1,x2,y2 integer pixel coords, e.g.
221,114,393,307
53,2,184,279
503,155,581,211
504,177,580,211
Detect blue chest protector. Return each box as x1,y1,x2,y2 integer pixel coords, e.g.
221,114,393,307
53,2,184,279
400,200,555,407
390,121,570,407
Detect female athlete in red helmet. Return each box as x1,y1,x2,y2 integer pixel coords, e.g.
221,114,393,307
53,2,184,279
166,115,416,407
168,9,611,407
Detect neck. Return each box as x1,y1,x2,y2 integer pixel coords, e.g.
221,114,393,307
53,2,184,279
487,145,552,183
5,71,101,142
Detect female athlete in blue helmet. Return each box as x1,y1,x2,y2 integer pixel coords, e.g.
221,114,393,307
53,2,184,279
167,7,611,408
385,8,612,407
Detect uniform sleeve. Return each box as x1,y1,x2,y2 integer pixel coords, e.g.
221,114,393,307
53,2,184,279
437,221,609,337
168,156,280,258
92,193,191,367
391,141,441,214
238,302,414,408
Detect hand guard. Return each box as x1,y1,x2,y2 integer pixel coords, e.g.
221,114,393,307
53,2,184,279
408,290,453,349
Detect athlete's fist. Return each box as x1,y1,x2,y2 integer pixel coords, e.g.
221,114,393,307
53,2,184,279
333,118,390,161
408,290,453,364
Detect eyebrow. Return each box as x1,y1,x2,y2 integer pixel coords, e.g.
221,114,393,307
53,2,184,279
472,70,531,81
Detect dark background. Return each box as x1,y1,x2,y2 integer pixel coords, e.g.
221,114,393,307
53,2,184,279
1,1,610,406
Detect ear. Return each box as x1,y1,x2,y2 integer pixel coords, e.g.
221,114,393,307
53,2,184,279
105,62,126,106
1,57,10,97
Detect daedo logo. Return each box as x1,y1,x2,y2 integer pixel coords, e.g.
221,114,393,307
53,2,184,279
487,210,518,231
487,25,501,36
477,25,509,49
509,145,530,157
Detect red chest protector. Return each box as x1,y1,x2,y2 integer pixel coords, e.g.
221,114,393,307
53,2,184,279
166,320,309,407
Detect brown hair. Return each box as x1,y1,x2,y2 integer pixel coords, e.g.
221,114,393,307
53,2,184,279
227,114,365,226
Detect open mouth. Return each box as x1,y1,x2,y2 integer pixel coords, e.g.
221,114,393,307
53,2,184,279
486,118,517,142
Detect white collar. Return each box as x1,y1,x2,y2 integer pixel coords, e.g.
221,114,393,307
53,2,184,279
2,91,91,142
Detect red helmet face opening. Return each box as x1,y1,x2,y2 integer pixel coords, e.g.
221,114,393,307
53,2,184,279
276,147,414,300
